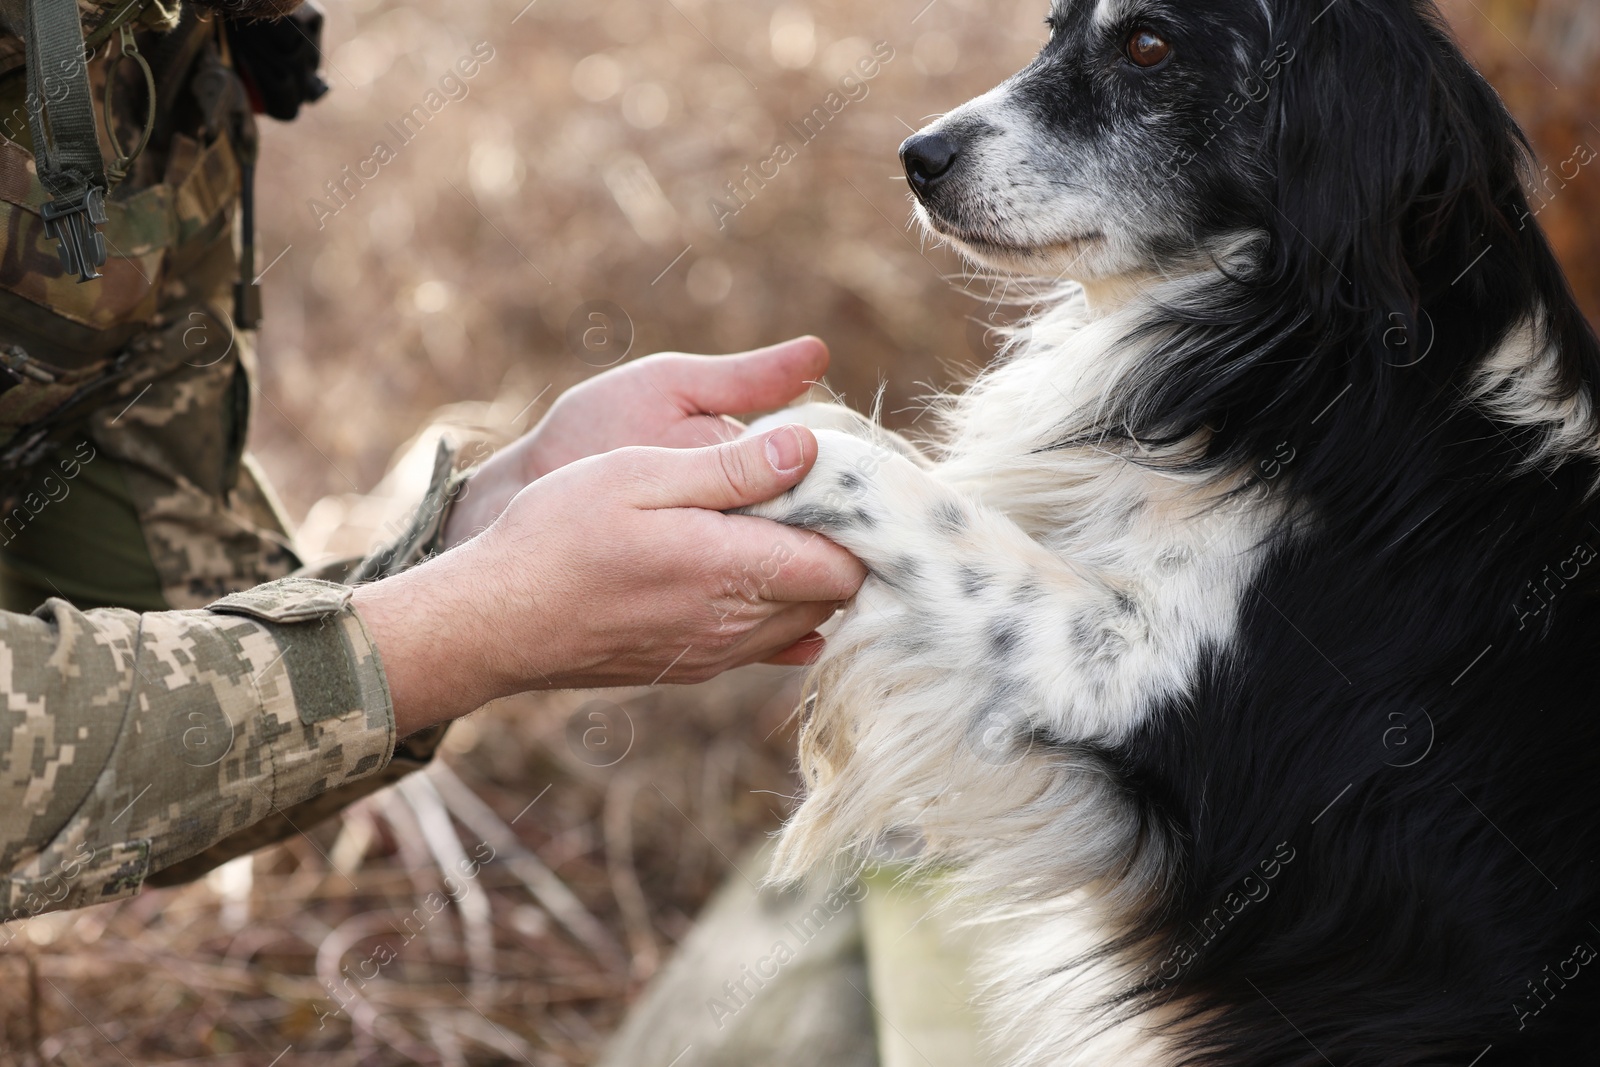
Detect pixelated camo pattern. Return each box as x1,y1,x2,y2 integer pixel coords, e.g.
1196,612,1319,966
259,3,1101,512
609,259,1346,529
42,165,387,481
149,440,462,887
0,578,395,922
83,310,305,611
0,435,464,917
0,1,462,921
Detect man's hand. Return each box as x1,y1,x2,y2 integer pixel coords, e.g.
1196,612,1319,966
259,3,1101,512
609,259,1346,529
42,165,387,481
442,336,828,547
354,426,866,737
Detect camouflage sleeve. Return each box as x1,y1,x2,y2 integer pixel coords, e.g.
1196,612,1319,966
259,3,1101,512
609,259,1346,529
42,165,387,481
0,578,395,923
294,438,468,586
142,439,470,888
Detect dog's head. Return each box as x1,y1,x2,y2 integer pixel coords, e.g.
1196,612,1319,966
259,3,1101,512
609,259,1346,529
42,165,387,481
902,0,1527,314
901,0,1276,281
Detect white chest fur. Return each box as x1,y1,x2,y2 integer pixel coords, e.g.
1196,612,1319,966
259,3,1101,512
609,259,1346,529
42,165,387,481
741,284,1282,1066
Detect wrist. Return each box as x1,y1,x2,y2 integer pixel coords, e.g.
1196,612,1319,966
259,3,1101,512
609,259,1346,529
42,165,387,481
353,557,502,737
441,441,552,548
442,461,514,548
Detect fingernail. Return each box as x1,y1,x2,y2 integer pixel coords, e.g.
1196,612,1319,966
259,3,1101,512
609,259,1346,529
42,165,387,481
765,426,806,473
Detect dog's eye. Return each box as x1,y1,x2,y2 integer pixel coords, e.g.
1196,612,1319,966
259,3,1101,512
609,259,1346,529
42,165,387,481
1125,28,1172,68
1044,15,1062,38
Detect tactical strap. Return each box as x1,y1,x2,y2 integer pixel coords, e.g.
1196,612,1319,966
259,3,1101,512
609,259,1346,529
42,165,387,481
23,0,110,282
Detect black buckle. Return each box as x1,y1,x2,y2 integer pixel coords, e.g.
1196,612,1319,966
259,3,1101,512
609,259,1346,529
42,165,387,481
40,186,109,283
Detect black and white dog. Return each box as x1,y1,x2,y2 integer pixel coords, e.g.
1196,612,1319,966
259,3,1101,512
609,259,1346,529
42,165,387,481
742,0,1600,1063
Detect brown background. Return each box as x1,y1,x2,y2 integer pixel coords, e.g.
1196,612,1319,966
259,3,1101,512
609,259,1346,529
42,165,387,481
2,0,1596,1063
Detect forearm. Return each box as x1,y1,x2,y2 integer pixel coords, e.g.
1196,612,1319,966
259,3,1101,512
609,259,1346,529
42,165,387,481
1,579,395,923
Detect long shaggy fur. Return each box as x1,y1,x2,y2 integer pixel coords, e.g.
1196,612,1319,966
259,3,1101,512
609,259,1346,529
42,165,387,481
742,1,1600,1064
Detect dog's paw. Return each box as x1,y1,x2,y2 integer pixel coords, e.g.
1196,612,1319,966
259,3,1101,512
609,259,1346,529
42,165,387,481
748,403,933,468
746,402,878,439
737,428,913,548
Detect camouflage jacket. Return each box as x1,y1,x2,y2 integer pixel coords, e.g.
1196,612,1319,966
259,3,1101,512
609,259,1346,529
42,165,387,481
0,0,247,475
0,441,465,923
0,577,394,918
0,0,469,922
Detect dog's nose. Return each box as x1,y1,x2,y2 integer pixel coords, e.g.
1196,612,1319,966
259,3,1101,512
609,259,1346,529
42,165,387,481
900,132,959,189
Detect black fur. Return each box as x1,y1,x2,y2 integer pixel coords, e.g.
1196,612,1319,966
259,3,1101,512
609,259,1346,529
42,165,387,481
980,1,1600,1063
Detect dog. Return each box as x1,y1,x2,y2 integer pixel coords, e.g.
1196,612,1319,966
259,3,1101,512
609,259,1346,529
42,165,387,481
739,1,1600,1064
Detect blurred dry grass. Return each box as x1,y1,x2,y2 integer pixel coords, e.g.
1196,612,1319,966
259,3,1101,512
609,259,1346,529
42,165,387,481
4,0,1599,1063
248,0,1055,513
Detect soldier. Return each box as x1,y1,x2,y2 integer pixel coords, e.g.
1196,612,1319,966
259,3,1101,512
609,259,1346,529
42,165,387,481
0,0,863,922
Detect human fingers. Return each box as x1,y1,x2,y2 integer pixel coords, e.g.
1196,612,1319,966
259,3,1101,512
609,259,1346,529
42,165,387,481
629,426,816,511
652,337,829,415
719,518,867,605
762,631,827,667
723,602,840,670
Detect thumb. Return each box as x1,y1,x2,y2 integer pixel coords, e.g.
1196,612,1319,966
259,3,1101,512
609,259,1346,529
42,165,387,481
635,426,815,511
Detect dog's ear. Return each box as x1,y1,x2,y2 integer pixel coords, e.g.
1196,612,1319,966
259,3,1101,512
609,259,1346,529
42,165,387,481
1262,0,1525,326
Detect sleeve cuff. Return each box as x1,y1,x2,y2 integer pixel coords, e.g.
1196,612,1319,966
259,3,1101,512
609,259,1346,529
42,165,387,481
207,577,397,798
2,580,396,922
348,438,466,585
